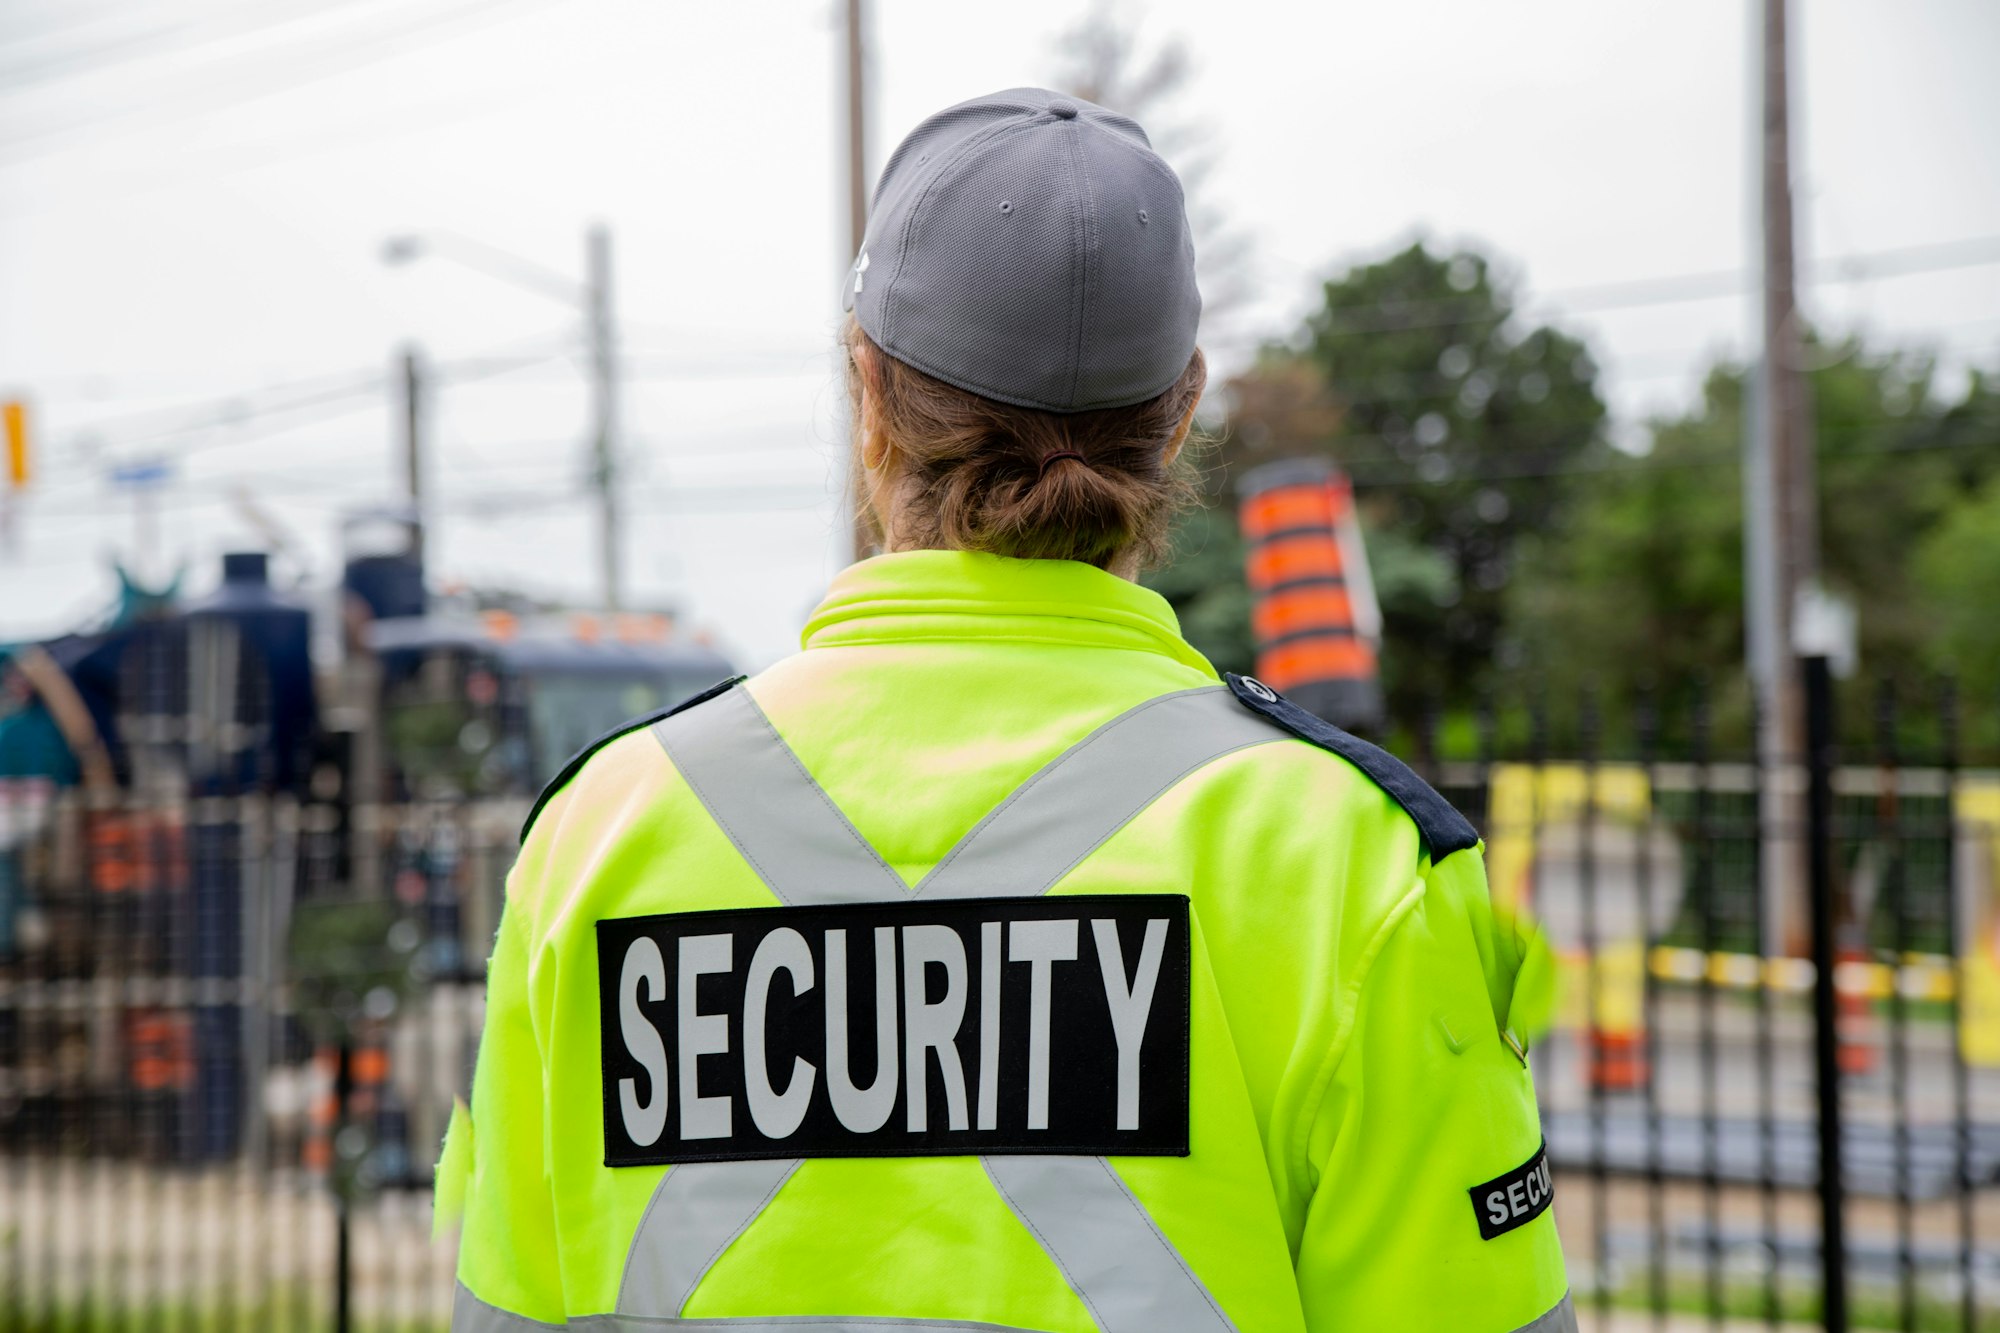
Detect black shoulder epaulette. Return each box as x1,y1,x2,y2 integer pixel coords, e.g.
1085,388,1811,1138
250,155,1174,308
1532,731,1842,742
519,675,744,844
1224,672,1479,863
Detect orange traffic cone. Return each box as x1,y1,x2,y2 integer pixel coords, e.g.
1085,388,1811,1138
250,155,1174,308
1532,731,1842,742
1585,1027,1650,1092
1836,947,1878,1077
1582,942,1650,1092
1238,458,1382,732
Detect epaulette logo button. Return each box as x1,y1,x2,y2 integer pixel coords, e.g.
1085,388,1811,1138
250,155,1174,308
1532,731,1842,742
1240,677,1278,703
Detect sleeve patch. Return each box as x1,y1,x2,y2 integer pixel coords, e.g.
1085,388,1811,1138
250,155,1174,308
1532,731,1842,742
519,675,744,844
1224,673,1479,862
1468,1140,1553,1240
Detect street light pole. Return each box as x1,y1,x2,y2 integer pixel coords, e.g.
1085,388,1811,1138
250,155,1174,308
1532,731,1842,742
586,225,623,612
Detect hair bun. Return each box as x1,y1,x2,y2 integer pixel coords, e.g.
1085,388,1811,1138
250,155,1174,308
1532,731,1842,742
848,326,1205,569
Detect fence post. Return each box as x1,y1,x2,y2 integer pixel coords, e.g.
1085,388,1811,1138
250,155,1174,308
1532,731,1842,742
1803,653,1847,1332
334,1035,354,1333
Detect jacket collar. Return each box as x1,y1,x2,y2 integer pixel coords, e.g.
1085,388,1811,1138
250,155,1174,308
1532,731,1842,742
800,550,1217,677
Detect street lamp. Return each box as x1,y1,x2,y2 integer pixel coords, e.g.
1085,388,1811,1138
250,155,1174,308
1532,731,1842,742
382,226,623,611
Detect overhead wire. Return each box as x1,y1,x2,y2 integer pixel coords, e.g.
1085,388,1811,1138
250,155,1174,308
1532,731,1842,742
1202,232,2000,349
0,0,170,50
0,0,565,162
56,329,575,446
1335,425,2000,490
0,0,399,95
23,336,581,503
1306,402,2000,490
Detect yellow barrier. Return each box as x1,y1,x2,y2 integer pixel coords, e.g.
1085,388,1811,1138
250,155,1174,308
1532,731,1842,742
1486,762,1651,915
1555,944,2000,1068
1962,780,2000,1064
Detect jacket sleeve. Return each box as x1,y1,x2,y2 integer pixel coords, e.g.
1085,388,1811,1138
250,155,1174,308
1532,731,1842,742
1294,845,1572,1333
446,877,569,1326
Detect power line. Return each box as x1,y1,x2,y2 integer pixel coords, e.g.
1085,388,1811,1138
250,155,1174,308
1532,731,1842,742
0,0,396,95
1306,334,2000,416
0,0,561,162
54,336,572,449
22,470,834,521
1319,414,2000,489
60,368,385,442
1205,232,2000,348
0,0,187,51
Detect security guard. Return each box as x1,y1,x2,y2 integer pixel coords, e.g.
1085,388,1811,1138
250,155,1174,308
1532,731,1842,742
441,88,1571,1332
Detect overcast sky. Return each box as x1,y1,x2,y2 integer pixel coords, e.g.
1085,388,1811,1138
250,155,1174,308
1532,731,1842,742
4,0,1997,669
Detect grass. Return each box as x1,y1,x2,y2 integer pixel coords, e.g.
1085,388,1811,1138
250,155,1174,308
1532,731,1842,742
0,1296,447,1333
1597,1272,1999,1331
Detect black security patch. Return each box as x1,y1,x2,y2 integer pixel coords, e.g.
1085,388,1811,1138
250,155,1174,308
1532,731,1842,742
1468,1141,1554,1241
596,894,1191,1166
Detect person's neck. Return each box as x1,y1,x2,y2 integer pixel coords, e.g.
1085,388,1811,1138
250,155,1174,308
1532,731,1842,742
877,537,1138,583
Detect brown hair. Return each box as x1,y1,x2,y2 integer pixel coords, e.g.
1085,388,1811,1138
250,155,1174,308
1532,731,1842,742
846,325,1206,570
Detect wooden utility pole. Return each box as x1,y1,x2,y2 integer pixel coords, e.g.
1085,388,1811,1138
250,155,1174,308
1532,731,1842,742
398,345,425,563
844,0,873,563
1747,0,1818,955
587,223,624,611
845,0,868,267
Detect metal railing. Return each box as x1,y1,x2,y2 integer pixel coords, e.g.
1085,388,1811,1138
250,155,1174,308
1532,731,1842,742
0,782,508,1331
1,668,1995,1331
1412,667,1998,1333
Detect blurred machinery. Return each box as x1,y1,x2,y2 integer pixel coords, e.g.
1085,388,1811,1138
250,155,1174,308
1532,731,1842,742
0,512,732,1171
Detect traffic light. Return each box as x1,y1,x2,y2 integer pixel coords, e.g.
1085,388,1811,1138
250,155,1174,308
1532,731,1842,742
3,399,26,488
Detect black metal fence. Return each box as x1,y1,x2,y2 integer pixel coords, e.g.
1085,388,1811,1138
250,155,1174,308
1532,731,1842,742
1406,663,1999,1333
0,784,509,1331
2,667,1996,1331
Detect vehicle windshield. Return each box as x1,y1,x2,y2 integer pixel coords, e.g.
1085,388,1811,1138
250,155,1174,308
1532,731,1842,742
527,671,717,782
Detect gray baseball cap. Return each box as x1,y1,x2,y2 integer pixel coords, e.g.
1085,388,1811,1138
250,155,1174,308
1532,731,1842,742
844,87,1201,414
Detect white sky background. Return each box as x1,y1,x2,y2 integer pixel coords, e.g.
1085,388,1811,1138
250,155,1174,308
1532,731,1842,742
2,0,1997,669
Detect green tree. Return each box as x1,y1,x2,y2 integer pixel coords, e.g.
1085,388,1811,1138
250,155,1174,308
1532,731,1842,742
1505,346,2000,749
1149,241,1608,718
1914,471,2000,745
1503,367,1751,742
1299,245,1607,716
1151,239,1999,745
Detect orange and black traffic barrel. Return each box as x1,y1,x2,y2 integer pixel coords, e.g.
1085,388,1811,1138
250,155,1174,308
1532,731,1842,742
1239,458,1384,732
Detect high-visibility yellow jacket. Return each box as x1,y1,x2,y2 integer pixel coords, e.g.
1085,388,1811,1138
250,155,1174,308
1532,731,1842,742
443,550,1569,1332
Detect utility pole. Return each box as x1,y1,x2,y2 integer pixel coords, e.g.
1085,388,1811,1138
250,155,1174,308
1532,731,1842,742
587,223,624,612
1746,0,1818,955
398,345,425,563
381,227,623,608
845,0,868,259
844,0,873,563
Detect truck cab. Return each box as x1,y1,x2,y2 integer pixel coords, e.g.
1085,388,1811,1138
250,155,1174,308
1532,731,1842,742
368,612,734,802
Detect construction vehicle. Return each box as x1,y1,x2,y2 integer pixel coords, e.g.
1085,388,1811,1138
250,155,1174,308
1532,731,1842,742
0,510,731,1171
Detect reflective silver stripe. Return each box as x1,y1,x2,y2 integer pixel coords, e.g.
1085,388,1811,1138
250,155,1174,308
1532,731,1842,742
1511,1293,1578,1333
652,687,905,907
574,1316,1053,1332
627,683,1275,1330
914,687,1284,901
982,1156,1233,1333
656,683,1287,908
455,1282,567,1331
619,1158,802,1318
